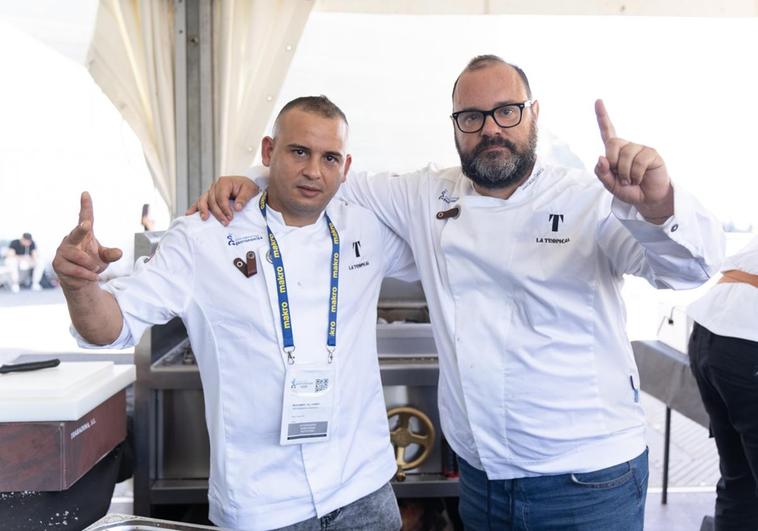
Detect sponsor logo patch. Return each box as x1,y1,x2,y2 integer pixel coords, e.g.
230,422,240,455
227,233,263,246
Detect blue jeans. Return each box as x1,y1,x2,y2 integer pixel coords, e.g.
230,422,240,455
458,449,648,530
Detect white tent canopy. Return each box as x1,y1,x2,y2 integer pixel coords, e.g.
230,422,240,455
80,0,758,217
317,0,758,16
3,0,757,218
86,0,313,215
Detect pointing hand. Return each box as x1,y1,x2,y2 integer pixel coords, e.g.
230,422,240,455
53,192,123,290
593,99,674,223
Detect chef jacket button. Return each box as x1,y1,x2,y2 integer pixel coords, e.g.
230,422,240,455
671,224,679,232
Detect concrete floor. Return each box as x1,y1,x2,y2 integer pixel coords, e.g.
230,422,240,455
643,387,718,530
645,490,715,531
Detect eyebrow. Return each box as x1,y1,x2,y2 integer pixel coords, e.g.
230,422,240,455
455,100,522,113
287,144,343,161
287,143,310,152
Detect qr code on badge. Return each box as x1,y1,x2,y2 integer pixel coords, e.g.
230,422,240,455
315,378,329,392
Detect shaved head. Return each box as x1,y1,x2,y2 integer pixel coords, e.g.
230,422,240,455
452,55,532,101
273,95,348,138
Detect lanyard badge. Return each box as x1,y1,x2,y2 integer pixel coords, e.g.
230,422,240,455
259,193,341,445
281,364,336,444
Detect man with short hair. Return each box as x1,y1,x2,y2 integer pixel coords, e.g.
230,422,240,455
53,96,414,530
193,56,724,529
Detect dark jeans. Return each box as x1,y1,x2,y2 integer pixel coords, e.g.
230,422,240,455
458,449,648,530
689,323,758,531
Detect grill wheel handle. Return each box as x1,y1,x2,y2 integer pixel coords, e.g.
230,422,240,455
387,406,436,481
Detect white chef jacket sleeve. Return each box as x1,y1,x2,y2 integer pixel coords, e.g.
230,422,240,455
245,165,422,243
72,217,196,349
340,169,425,242
598,183,725,289
378,221,419,282
244,166,268,189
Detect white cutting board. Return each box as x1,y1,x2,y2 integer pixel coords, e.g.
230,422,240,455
0,362,136,422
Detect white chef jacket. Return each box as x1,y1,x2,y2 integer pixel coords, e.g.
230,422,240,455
687,234,758,342
74,194,416,530
339,160,724,479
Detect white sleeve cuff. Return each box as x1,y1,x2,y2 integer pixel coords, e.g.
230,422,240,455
70,320,132,349
611,196,679,244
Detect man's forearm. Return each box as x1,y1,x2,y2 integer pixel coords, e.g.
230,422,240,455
62,284,124,345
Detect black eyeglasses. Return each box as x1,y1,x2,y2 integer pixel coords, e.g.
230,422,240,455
451,101,534,133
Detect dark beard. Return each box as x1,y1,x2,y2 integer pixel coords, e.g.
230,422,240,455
457,126,538,190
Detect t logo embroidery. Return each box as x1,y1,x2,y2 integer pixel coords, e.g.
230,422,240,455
549,214,564,232
352,241,362,258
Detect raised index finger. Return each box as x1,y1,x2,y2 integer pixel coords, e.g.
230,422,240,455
67,220,91,246
78,191,94,227
595,99,617,144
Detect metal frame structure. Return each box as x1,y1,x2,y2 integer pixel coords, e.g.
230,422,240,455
174,0,214,218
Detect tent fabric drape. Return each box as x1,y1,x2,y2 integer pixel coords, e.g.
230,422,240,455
213,0,313,175
86,0,313,210
87,0,176,214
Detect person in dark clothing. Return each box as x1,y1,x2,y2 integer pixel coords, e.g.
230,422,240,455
688,235,758,530
6,232,42,292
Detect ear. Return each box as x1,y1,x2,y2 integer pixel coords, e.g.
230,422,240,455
341,154,352,184
531,99,540,120
261,136,275,167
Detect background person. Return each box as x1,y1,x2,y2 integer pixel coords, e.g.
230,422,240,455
140,203,155,231
6,232,43,291
687,234,758,530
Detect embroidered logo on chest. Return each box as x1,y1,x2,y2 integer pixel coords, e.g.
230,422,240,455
348,240,371,270
227,233,263,246
536,213,570,245
438,189,459,204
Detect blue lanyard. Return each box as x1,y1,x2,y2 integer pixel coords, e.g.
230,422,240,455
259,192,340,364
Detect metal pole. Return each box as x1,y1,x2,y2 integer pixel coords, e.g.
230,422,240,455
175,0,214,218
662,406,671,504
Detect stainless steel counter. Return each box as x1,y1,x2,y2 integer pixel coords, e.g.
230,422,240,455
632,339,707,427
86,513,219,530
631,339,709,505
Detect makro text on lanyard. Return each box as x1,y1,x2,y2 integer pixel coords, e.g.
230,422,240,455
258,192,340,364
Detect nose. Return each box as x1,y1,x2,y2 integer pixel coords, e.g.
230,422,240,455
480,113,503,137
302,156,322,180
